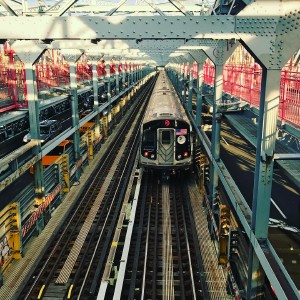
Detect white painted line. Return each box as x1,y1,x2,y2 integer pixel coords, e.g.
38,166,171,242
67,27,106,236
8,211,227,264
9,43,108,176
271,198,287,219
222,136,229,145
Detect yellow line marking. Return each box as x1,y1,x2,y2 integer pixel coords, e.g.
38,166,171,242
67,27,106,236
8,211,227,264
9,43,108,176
37,285,45,299
67,284,74,299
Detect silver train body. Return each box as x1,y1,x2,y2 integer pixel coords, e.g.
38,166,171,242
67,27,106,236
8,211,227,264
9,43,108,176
140,70,193,171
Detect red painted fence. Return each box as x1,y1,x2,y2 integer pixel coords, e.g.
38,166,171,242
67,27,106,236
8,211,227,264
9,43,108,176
202,61,300,128
0,46,127,112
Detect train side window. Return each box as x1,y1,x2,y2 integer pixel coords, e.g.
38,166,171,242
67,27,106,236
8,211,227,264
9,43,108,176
162,131,171,145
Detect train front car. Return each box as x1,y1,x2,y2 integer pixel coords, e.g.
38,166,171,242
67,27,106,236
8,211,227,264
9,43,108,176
140,71,193,173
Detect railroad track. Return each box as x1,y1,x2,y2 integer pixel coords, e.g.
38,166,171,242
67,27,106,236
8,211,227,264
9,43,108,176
18,76,157,300
119,172,209,299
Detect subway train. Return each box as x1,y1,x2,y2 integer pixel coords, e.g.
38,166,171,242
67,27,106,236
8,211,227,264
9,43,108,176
140,70,193,172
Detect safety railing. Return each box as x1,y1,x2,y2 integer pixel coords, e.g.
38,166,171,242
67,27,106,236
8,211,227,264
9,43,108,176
203,61,300,128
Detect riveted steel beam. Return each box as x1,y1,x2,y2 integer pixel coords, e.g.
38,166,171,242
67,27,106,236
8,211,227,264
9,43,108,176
167,0,193,16
186,50,207,63
237,1,300,69
203,39,239,65
5,4,208,16
0,16,237,40
56,0,79,16
0,0,18,16
60,49,83,63
143,0,166,16
105,0,127,16
86,53,104,62
12,40,47,64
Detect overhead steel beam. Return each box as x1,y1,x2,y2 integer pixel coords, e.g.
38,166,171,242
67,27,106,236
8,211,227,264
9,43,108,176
0,16,237,39
105,0,127,16
167,0,193,16
0,0,18,15
143,0,166,16
7,4,209,16
274,153,300,160
56,0,79,16
237,1,300,68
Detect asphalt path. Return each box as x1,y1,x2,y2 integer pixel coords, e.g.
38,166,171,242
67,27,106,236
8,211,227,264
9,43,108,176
220,119,300,228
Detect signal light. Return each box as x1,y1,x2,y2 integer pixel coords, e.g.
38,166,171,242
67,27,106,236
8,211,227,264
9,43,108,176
165,120,170,127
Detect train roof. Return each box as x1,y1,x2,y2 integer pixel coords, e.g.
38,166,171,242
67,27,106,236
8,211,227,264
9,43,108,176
143,71,188,124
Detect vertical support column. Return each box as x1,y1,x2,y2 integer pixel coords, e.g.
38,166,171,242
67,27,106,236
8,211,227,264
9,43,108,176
87,53,103,109
183,63,187,103
209,64,223,216
178,64,183,100
134,64,137,83
92,61,99,108
132,64,135,84
122,62,126,90
187,68,193,113
138,65,141,81
13,41,48,244
127,64,130,92
106,63,111,110
25,63,44,203
247,68,281,299
115,63,120,95
65,55,82,179
175,65,179,91
196,62,204,127
130,63,134,86
106,63,112,133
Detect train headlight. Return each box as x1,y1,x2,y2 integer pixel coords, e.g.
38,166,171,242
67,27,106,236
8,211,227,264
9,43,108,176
144,151,149,157
177,154,182,159
151,154,155,159
184,152,189,157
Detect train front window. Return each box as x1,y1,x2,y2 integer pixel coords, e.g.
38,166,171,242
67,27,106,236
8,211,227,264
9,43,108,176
162,131,171,145
143,129,156,147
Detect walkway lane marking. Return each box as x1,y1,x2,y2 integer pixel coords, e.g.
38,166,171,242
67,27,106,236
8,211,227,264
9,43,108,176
38,285,45,299
271,198,287,219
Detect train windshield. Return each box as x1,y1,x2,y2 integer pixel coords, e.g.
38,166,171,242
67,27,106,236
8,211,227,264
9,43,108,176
161,131,171,145
143,129,156,147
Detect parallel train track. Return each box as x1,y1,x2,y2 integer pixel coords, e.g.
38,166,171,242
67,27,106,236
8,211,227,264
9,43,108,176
119,172,209,299
18,76,157,299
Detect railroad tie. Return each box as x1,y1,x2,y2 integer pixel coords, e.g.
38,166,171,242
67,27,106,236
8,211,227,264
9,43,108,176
55,123,132,285
188,183,229,299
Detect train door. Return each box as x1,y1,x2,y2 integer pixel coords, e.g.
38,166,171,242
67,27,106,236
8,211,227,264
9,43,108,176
157,129,175,165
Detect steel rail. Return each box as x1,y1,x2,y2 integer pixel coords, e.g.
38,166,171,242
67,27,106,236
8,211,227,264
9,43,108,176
20,78,156,299
74,75,158,298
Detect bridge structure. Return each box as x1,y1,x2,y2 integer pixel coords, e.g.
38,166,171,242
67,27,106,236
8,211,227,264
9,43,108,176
0,1,299,299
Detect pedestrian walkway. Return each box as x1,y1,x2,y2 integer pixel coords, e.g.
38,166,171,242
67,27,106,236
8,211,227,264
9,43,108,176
203,94,300,188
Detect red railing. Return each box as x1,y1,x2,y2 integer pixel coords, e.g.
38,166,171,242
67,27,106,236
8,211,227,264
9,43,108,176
0,44,26,112
280,68,300,126
97,61,106,77
203,63,215,86
203,61,300,128
1,48,128,112
76,63,92,82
